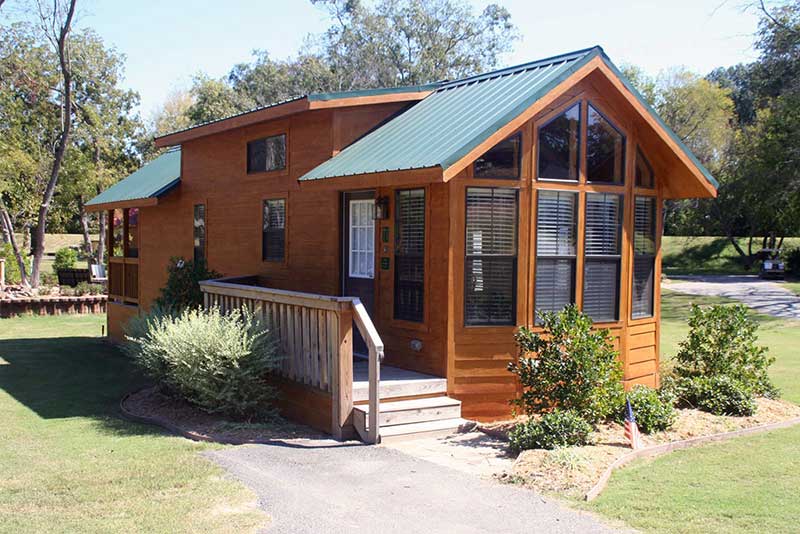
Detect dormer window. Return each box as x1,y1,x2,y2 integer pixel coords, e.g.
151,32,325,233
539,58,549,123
247,134,286,174
474,133,521,179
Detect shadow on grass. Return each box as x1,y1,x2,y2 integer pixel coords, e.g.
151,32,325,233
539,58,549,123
663,237,748,275
0,336,163,438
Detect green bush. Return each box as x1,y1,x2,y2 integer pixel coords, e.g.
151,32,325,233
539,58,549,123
508,305,624,423
73,282,104,296
674,304,777,397
786,247,800,274
40,272,58,286
154,257,221,312
668,375,756,416
508,409,593,452
0,243,30,284
123,306,280,418
53,247,78,271
621,385,677,433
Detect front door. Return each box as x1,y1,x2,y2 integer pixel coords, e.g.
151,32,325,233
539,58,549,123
342,191,377,355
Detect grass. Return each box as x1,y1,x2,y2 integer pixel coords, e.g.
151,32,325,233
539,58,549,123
585,291,800,533
0,314,266,533
661,236,800,275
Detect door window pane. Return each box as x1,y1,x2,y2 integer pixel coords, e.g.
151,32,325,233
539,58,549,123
538,103,580,181
349,199,374,278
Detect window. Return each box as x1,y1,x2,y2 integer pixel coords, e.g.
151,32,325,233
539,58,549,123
247,134,286,173
262,199,286,262
394,189,425,322
538,103,580,181
464,187,518,326
535,190,577,323
474,133,521,179
111,208,124,257
349,199,375,278
193,204,206,263
126,208,139,258
583,193,623,322
635,148,655,188
586,105,625,184
632,196,657,319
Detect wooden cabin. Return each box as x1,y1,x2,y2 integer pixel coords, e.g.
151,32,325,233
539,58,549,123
87,47,717,442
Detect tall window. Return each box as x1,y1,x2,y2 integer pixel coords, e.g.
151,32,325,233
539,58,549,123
537,103,580,181
635,148,655,188
632,196,657,319
262,199,286,262
586,105,625,184
193,204,206,263
394,189,425,322
535,190,577,323
111,208,124,257
464,187,518,326
126,208,139,258
474,133,521,179
583,193,623,322
247,134,286,173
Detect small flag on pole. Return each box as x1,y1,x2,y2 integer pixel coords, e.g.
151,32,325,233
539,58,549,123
624,399,644,450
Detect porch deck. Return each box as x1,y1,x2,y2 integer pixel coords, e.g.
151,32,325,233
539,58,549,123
353,360,446,402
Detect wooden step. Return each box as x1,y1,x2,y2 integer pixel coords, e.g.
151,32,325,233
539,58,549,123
354,396,462,427
378,418,470,443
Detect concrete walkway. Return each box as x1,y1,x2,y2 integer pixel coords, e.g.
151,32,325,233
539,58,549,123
207,440,615,534
665,275,800,320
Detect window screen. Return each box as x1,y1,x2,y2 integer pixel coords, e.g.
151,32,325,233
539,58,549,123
464,187,518,326
635,148,655,188
586,105,625,184
247,134,286,173
632,196,657,319
262,199,286,261
583,193,623,322
537,103,580,181
193,204,205,263
535,190,577,323
394,189,425,322
474,133,521,179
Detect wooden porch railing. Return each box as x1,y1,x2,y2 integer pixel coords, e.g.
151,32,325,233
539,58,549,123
108,257,138,303
199,276,384,443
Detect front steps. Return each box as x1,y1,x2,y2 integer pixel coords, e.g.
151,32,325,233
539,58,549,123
353,395,468,443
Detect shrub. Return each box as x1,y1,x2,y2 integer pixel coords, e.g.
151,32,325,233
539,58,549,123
123,306,280,418
674,304,777,397
786,247,800,275
40,272,58,286
53,247,78,271
73,282,103,296
508,409,593,452
0,243,31,284
154,257,221,312
509,305,624,423
622,385,677,433
669,375,756,416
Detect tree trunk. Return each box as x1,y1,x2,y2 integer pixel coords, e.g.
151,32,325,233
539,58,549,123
0,202,29,286
29,0,78,287
78,195,93,263
97,211,106,264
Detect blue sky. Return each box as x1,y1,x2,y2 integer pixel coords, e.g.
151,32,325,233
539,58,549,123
69,0,762,120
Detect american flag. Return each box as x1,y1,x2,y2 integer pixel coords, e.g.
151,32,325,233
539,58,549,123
624,399,644,450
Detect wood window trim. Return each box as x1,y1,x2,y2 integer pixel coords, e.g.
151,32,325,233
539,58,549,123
245,132,290,177
262,195,288,265
630,195,659,321
581,192,624,323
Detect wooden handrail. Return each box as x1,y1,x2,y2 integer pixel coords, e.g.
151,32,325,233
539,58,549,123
352,298,384,444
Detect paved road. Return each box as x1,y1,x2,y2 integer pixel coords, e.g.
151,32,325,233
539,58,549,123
207,441,615,534
666,275,800,320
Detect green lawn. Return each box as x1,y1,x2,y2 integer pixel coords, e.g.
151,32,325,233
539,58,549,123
586,291,800,533
0,314,266,533
662,236,800,275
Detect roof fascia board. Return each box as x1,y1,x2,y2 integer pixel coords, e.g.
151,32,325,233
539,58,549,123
85,197,159,213
298,165,444,190
308,90,434,109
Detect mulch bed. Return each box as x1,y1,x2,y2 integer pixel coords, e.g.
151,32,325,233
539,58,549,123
121,386,325,444
481,398,800,499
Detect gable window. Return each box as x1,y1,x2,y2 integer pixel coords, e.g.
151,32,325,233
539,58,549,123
394,189,425,322
535,190,577,323
349,199,375,278
262,199,286,262
635,148,655,188
537,103,580,181
586,105,625,184
247,134,286,174
474,133,521,179
193,204,206,263
583,193,623,322
632,196,657,319
465,187,518,326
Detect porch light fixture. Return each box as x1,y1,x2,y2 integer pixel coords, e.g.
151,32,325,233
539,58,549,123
374,196,390,220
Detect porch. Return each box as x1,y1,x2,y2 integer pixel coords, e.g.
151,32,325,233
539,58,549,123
199,276,462,443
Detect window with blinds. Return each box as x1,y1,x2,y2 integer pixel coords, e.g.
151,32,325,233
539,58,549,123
464,187,518,326
538,103,581,181
535,190,577,323
632,196,657,319
262,198,286,262
394,189,425,322
193,204,205,263
583,193,623,322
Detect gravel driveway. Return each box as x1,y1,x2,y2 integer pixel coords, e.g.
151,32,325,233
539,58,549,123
207,441,615,534
665,275,800,319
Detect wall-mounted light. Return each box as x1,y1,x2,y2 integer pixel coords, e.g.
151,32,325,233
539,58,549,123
374,196,390,220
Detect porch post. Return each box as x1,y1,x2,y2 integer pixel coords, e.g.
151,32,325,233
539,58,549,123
331,304,353,439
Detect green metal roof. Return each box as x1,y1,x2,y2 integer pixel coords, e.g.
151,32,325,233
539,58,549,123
299,46,718,190
86,148,181,207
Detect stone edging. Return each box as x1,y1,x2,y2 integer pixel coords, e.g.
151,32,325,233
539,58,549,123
584,415,800,501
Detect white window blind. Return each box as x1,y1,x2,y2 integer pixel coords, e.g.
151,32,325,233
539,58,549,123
583,193,623,322
535,190,577,323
